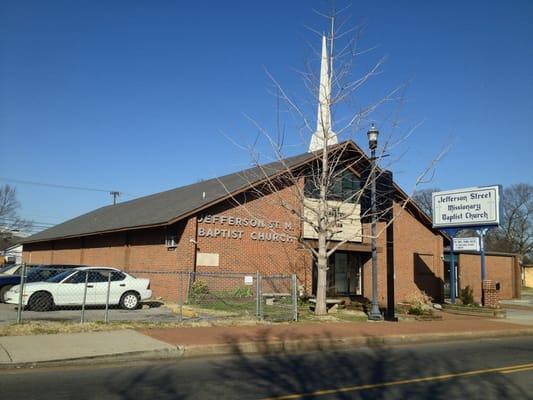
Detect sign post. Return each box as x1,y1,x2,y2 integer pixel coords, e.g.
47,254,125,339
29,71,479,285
432,186,502,306
477,228,489,281
442,228,459,304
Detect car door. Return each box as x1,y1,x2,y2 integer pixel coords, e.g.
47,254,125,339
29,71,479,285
108,271,128,305
88,270,112,305
55,271,87,305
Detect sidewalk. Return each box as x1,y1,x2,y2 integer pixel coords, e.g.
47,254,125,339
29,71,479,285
140,317,533,357
1,315,532,368
0,329,179,366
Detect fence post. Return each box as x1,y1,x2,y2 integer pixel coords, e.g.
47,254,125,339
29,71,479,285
16,262,27,324
255,271,260,318
291,274,298,322
104,271,112,323
258,274,263,320
80,271,89,323
178,273,183,322
186,271,193,304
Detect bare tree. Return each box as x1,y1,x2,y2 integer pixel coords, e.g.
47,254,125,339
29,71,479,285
412,188,440,218
486,183,533,261
222,7,445,316
0,184,32,239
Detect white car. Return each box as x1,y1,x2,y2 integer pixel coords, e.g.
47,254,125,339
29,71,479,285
5,267,152,311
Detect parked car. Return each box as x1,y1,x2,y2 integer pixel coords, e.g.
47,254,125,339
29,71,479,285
0,264,43,276
4,267,152,311
0,265,79,302
0,264,22,276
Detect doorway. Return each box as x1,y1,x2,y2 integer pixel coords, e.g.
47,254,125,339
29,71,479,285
312,251,362,296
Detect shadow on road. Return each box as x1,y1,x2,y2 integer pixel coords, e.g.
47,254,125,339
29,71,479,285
208,328,531,399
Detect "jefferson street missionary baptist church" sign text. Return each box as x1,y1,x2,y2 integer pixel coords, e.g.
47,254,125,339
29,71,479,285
432,186,501,229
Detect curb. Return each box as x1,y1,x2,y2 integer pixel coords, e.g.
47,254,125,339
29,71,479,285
2,328,533,369
0,347,183,370
180,328,533,358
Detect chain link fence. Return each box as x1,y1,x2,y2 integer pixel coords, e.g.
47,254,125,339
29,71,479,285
0,264,298,325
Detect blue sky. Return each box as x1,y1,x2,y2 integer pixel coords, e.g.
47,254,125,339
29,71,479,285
1,1,532,232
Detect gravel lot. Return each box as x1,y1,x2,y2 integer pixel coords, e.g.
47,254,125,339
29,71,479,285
0,301,181,324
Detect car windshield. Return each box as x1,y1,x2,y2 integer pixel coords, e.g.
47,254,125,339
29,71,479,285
0,265,14,274
46,270,75,283
0,265,19,274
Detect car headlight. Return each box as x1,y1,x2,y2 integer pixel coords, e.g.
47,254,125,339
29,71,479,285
10,287,19,294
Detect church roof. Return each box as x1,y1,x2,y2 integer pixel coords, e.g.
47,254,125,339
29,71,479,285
23,140,439,244
23,147,324,243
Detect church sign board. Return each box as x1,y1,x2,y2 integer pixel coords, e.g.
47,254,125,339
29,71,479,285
432,185,502,229
452,237,480,252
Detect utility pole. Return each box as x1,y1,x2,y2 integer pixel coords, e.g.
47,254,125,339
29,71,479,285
110,191,121,205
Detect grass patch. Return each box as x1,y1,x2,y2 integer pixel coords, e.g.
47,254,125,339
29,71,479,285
0,317,282,337
188,298,257,315
188,298,296,321
0,321,191,337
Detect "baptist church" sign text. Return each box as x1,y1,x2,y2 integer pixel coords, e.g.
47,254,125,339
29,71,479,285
432,186,501,229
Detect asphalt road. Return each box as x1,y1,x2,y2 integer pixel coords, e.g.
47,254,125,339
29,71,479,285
1,336,533,399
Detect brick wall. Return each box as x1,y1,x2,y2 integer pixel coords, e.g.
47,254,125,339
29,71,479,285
360,202,444,306
393,202,443,303
458,253,518,302
194,186,311,292
482,280,500,308
22,184,447,304
24,241,53,264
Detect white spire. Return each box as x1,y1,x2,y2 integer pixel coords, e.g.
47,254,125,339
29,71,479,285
308,34,338,152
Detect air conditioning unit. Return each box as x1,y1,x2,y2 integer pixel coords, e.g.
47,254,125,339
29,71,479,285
165,235,177,248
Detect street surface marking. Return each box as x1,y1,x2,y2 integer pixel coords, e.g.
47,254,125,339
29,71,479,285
500,365,533,374
260,362,533,400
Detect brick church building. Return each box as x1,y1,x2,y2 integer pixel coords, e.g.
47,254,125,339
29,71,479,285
22,36,520,306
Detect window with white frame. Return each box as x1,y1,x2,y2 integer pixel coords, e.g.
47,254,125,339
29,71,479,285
165,235,177,248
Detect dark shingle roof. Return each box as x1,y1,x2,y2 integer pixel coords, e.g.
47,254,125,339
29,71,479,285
0,235,24,250
24,149,320,243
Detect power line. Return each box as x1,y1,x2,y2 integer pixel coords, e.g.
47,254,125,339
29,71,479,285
0,217,56,227
0,177,136,198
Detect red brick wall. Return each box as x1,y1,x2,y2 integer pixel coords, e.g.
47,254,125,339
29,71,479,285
22,186,447,304
24,241,53,264
360,202,444,306
82,234,127,268
52,238,83,264
22,185,311,300
458,253,517,302
195,186,311,291
391,202,444,304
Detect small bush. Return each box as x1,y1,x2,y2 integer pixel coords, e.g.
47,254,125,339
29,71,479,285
460,285,475,306
408,305,425,315
189,280,209,303
405,291,433,316
232,286,253,298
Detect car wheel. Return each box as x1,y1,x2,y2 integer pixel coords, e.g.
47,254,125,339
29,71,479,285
120,292,140,310
0,285,13,303
28,292,54,311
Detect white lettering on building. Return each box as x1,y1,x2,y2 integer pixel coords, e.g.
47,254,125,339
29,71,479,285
197,214,295,242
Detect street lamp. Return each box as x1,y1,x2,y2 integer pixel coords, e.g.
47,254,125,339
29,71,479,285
368,124,383,321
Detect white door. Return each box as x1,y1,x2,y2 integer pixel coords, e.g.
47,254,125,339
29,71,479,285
88,270,126,305
87,271,111,305
55,271,89,305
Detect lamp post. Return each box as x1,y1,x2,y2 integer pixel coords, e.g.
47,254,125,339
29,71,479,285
368,124,383,321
